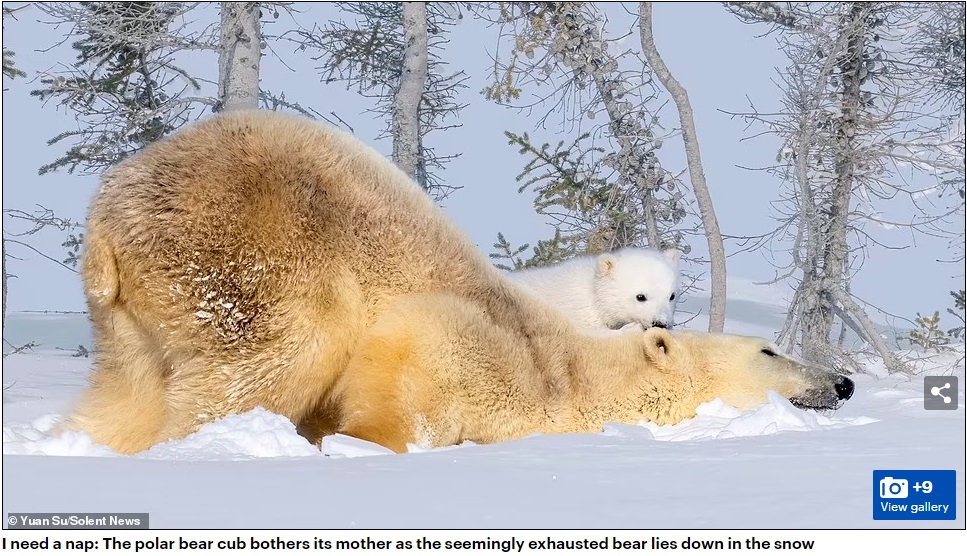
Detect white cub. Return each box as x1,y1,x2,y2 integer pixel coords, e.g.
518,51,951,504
506,248,680,332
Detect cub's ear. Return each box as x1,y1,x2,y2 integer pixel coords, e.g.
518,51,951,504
661,248,680,265
596,253,618,277
642,327,675,368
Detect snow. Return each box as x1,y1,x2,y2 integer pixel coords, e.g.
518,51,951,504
2,288,965,529
632,393,879,442
140,409,322,461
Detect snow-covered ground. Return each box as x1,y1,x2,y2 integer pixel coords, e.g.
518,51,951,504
2,282,964,529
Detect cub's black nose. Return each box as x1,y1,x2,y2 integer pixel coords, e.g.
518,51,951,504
651,322,668,329
835,376,855,401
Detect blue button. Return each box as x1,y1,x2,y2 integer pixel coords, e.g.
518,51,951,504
873,470,956,520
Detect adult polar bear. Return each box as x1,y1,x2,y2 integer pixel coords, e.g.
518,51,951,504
67,110,853,454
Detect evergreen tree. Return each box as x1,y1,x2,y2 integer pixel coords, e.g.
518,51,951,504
2,6,26,83
909,311,949,351
479,2,693,270
31,2,211,175
947,290,966,341
493,130,634,266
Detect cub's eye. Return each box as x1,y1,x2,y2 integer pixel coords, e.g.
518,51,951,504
761,348,778,357
669,293,676,301
635,294,647,302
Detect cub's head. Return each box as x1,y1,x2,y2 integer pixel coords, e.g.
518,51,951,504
638,328,854,413
594,248,680,331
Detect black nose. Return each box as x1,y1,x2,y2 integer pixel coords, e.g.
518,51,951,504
835,376,854,401
651,322,668,329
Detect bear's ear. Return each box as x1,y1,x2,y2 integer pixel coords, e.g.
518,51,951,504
661,248,680,265
642,327,675,368
596,253,618,277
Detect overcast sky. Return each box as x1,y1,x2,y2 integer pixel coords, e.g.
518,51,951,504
1,2,963,330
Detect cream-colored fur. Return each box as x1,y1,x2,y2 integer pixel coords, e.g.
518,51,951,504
334,293,852,452
65,110,852,454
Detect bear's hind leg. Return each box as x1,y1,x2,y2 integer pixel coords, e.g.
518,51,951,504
151,326,355,449
61,310,169,455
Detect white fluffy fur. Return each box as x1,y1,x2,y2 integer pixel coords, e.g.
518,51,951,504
507,248,680,332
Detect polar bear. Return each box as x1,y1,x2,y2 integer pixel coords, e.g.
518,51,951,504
506,248,680,332
64,110,853,454
334,294,856,452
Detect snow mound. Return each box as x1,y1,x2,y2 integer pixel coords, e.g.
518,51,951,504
633,391,878,442
2,415,116,457
3,407,322,460
140,407,322,461
4,396,877,459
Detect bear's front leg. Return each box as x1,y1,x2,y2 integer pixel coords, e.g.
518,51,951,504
334,313,469,454
334,334,421,454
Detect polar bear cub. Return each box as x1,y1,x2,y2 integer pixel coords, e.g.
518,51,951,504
507,248,680,332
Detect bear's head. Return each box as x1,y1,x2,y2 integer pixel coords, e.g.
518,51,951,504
638,328,854,413
594,248,680,331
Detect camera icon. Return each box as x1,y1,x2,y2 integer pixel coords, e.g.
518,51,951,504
879,477,908,499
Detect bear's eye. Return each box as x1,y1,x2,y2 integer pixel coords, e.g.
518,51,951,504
669,293,676,302
636,294,647,302
761,348,778,357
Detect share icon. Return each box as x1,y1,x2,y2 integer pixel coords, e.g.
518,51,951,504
923,376,959,410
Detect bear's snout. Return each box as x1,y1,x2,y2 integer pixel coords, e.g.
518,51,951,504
788,372,855,411
834,376,854,401
652,321,668,329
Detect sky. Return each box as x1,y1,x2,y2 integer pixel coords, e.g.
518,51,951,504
1,2,963,331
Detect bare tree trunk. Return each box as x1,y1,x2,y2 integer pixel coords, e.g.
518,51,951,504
801,2,869,364
829,286,907,374
580,55,662,248
639,167,662,249
639,2,727,333
391,2,428,180
2,237,6,340
218,2,261,111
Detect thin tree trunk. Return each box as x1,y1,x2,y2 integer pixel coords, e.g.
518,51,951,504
829,286,907,374
639,2,727,332
822,2,866,335
2,237,6,340
787,67,828,361
218,2,261,111
555,5,661,248
638,167,662,249
591,68,661,248
801,2,869,364
830,303,867,343
392,2,428,181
